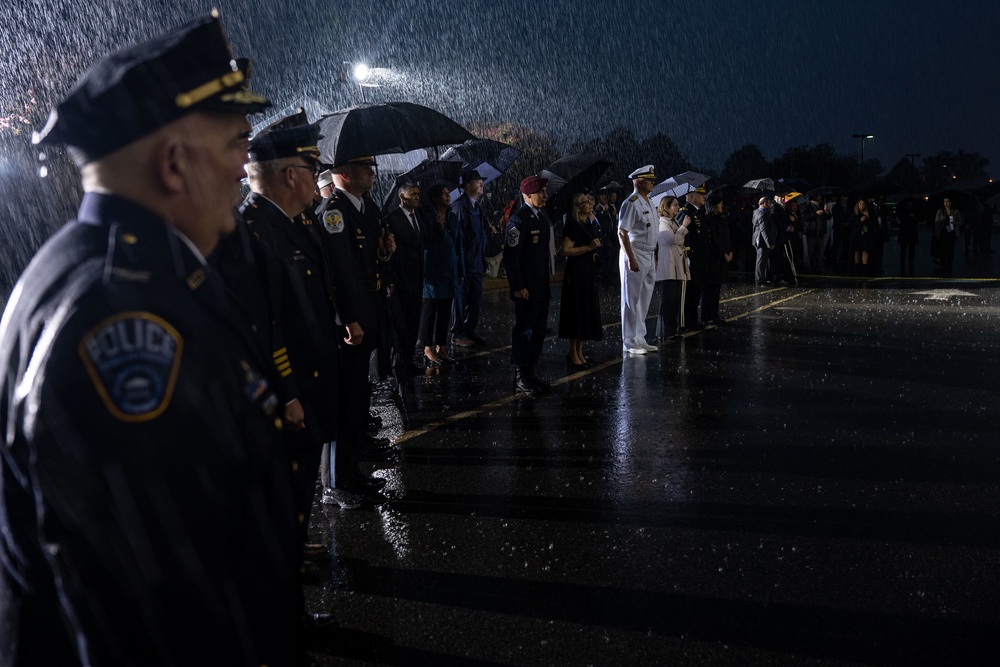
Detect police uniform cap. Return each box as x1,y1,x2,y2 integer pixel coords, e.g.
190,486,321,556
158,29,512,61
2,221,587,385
32,14,270,165
460,169,484,186
334,155,378,168
689,184,708,195
247,116,322,164
520,175,548,195
629,165,656,180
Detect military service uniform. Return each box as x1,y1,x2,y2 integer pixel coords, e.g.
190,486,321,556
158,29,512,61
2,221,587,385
504,199,552,381
680,194,709,328
618,166,659,351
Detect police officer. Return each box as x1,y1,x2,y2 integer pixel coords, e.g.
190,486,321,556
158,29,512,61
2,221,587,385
315,156,396,506
618,165,659,354
504,175,553,395
680,184,710,330
0,15,300,666
214,111,361,635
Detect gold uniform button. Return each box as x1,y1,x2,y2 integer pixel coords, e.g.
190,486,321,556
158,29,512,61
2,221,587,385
291,461,299,472
313,371,319,378
306,269,312,275
298,513,305,524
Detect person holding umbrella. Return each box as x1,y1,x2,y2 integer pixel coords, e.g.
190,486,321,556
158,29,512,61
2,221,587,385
618,165,660,354
504,175,553,395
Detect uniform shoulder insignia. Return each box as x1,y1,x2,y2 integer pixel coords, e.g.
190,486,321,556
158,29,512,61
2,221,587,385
629,194,639,202
507,226,521,248
78,311,183,422
322,209,345,234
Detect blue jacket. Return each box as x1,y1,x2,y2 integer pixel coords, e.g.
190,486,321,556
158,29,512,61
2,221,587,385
418,206,464,299
452,193,486,275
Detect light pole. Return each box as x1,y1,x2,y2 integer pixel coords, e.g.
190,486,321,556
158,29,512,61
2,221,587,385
853,133,873,177
905,153,921,194
352,62,372,103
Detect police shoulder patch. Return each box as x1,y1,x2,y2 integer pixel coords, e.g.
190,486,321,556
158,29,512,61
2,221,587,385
323,209,345,234
507,226,520,247
78,312,183,423
629,194,639,202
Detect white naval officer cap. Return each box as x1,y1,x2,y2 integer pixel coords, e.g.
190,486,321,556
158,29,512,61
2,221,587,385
317,169,334,189
629,165,656,180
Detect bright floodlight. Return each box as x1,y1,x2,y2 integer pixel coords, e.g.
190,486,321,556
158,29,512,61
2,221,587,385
353,63,371,83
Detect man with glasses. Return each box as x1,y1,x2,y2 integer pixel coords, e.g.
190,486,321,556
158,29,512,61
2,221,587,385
218,113,351,636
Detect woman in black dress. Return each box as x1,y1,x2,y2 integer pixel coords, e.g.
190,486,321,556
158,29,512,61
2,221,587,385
418,183,464,366
558,193,604,368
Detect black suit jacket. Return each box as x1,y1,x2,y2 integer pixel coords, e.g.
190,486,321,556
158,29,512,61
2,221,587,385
386,207,423,290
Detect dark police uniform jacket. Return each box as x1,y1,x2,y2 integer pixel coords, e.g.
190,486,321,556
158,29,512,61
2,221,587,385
315,190,387,362
0,193,299,667
503,203,552,299
679,202,710,281
234,193,341,442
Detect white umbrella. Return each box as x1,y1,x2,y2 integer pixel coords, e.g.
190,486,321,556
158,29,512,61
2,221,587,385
650,171,709,206
743,178,775,192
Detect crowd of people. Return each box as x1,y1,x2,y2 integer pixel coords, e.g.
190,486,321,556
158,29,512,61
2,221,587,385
3,12,998,667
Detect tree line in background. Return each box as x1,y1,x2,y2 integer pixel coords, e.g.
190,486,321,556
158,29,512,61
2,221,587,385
469,121,992,199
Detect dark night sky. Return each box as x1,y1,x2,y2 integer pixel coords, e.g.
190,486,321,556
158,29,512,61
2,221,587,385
3,0,1000,172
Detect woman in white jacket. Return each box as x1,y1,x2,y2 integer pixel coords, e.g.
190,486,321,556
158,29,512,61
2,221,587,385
654,196,691,340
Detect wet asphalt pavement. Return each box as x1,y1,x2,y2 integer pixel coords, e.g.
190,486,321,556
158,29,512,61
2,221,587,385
304,238,1000,666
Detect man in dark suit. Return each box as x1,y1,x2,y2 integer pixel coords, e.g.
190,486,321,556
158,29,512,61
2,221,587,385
752,196,776,285
504,175,553,395
386,180,423,374
451,169,489,346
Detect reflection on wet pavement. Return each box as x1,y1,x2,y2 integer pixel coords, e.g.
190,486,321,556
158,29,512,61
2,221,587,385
305,270,1000,665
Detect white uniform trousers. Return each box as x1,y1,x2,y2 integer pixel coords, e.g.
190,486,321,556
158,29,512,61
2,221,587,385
620,246,655,349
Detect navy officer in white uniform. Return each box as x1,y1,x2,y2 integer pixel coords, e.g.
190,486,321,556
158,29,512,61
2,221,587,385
618,165,660,355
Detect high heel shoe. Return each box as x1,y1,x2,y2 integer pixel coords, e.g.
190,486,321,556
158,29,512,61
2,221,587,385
566,354,587,370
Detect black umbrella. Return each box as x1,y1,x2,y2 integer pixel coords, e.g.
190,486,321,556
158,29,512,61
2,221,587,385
317,102,475,166
440,138,520,179
539,154,612,218
382,160,462,212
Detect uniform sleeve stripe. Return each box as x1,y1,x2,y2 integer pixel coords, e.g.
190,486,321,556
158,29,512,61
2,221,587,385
272,348,288,358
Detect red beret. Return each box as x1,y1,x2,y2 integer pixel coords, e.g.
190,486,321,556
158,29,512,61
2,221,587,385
520,175,548,195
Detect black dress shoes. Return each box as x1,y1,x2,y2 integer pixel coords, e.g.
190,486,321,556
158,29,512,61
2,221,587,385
513,369,538,395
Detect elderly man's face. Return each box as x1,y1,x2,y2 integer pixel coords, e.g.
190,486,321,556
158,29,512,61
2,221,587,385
636,177,654,195
688,192,705,207
183,111,252,250
524,189,547,208
464,179,484,198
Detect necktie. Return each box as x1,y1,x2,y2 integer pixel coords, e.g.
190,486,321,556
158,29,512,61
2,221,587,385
408,211,419,237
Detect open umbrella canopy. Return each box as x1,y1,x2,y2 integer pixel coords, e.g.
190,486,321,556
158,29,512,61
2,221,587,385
743,178,775,192
317,102,475,166
539,153,612,219
650,170,710,206
381,159,462,212
441,138,520,200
